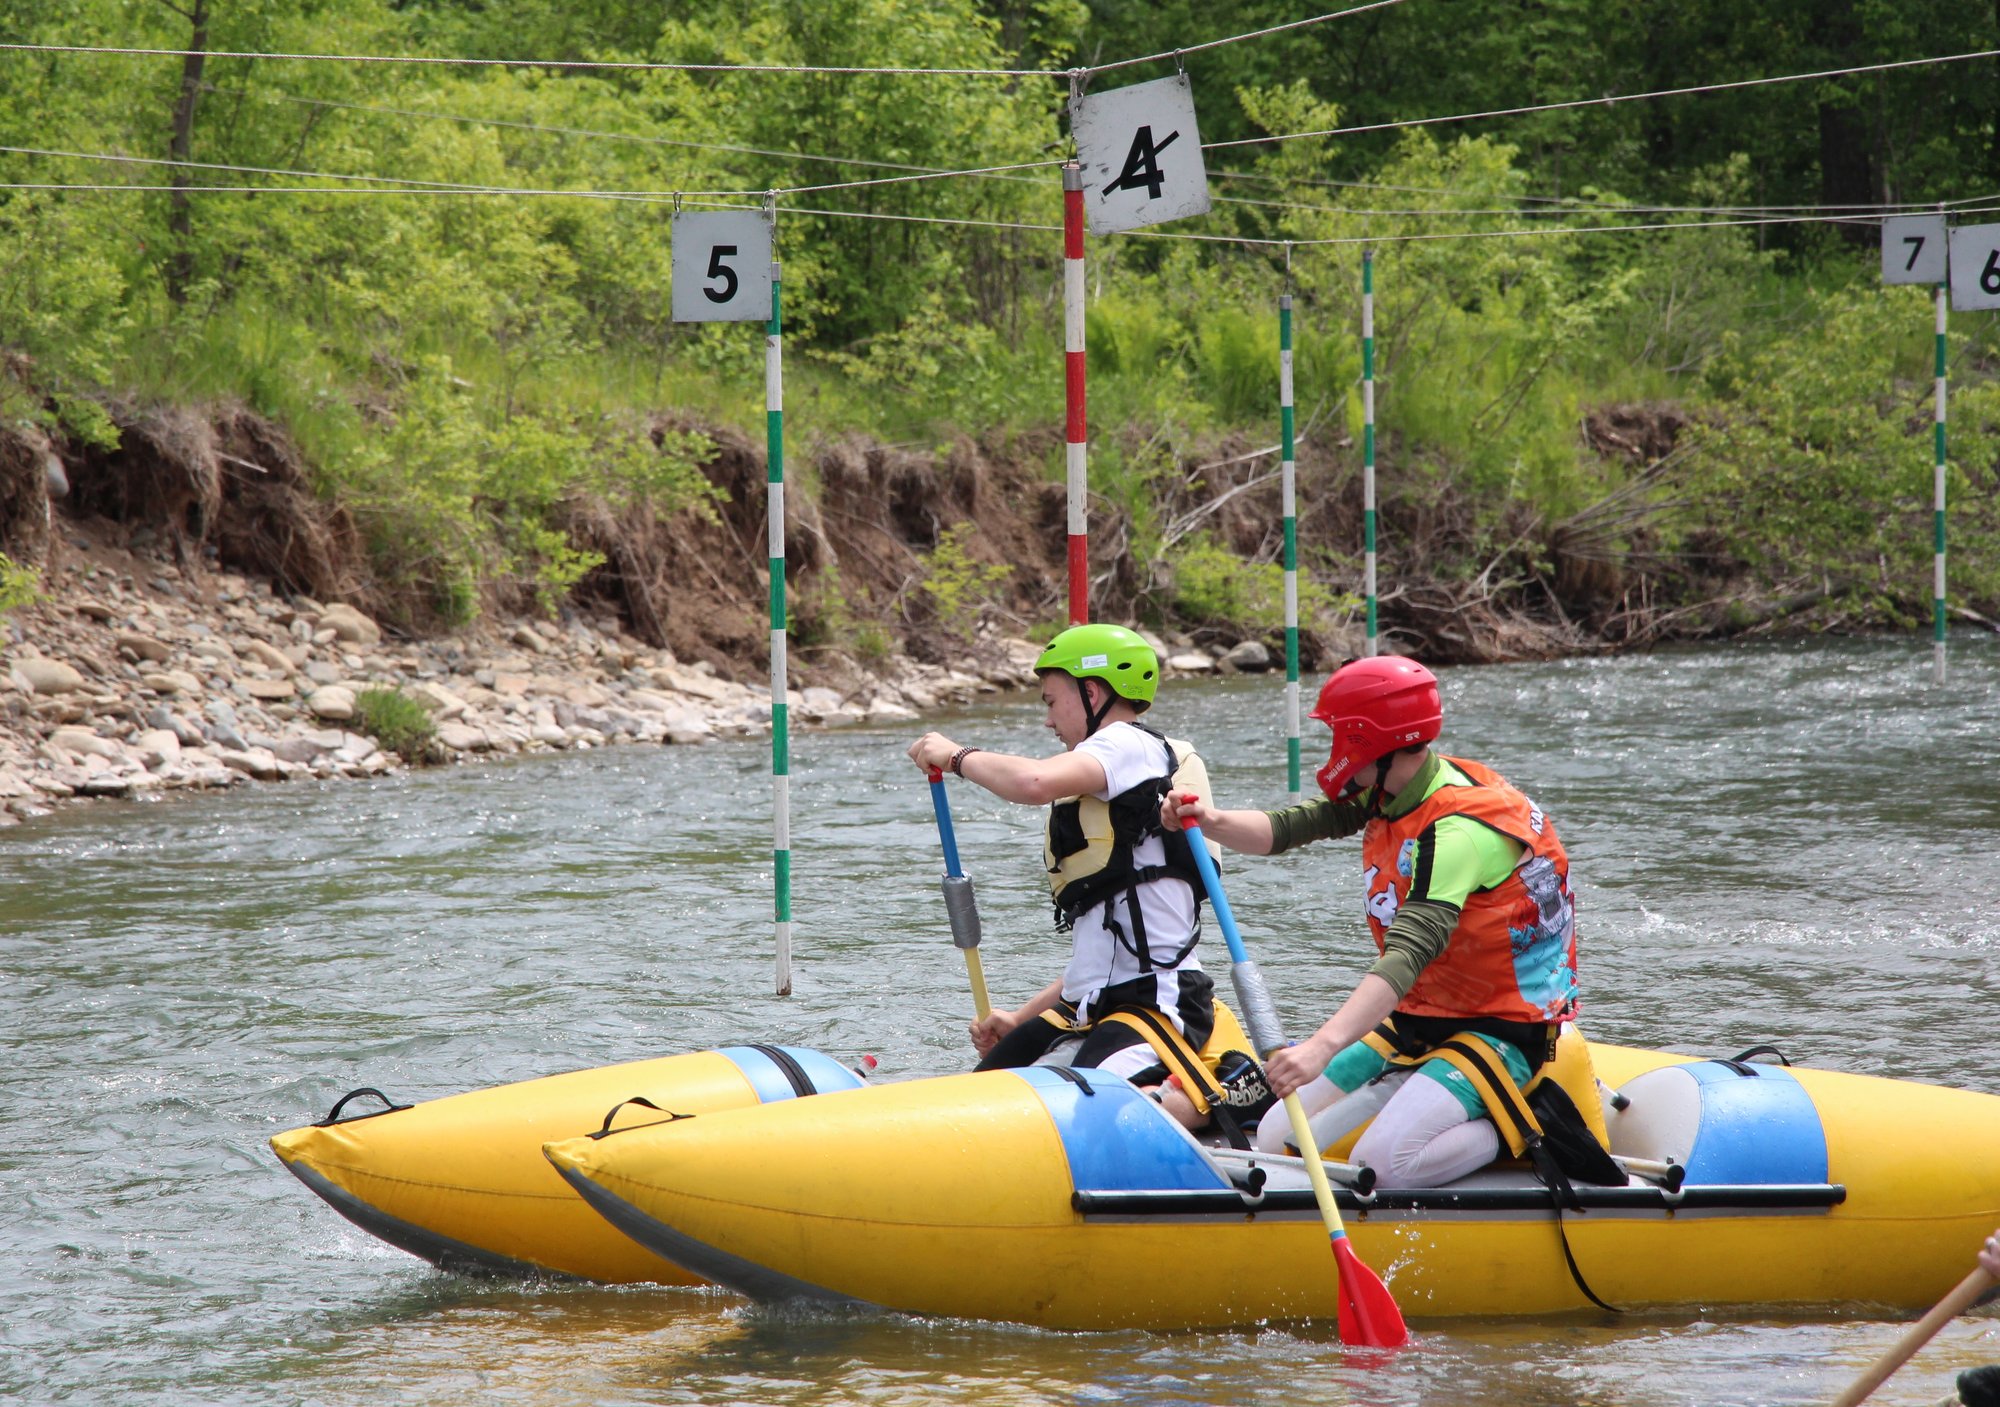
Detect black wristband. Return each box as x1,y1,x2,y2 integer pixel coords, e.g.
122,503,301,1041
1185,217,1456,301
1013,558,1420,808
950,746,982,776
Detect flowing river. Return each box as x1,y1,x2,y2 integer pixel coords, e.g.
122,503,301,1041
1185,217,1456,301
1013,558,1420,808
5,636,1996,1406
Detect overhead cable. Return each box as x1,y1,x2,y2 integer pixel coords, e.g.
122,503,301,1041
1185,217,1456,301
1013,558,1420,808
1085,0,1408,77
1206,46,2000,151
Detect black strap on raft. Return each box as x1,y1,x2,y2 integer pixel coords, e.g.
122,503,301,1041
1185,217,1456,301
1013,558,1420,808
745,1043,816,1097
1436,1035,1623,1315
1048,1066,1097,1095
590,1096,692,1139
316,1087,412,1126
1108,1004,1249,1149
1721,1043,1792,1075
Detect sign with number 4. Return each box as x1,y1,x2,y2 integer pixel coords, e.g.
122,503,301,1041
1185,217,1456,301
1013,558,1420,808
671,210,773,322
1070,73,1211,235
1881,215,1947,286
1949,223,2000,311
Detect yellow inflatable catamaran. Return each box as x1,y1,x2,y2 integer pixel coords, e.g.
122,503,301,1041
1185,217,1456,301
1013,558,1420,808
272,1044,863,1283
541,1044,2000,1330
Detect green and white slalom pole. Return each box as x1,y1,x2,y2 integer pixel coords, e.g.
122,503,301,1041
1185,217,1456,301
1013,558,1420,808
1280,274,1302,801
767,258,792,995
1932,281,1948,686
1362,247,1378,657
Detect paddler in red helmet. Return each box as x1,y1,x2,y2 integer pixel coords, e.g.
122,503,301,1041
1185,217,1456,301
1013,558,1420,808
1163,655,1615,1190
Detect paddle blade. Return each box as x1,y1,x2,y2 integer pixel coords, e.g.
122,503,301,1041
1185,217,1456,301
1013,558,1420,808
1332,1235,1408,1348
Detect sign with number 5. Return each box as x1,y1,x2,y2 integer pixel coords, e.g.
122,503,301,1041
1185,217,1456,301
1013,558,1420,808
1071,73,1211,235
671,210,773,322
1948,222,2000,311
1881,215,1947,286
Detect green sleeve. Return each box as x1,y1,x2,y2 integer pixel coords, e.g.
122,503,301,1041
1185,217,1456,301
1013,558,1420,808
1363,813,1525,998
1264,796,1371,854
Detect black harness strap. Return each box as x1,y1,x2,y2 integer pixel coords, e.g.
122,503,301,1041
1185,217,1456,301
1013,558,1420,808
1431,1035,1623,1315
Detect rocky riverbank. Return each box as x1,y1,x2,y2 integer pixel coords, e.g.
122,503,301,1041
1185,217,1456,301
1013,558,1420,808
0,524,1278,827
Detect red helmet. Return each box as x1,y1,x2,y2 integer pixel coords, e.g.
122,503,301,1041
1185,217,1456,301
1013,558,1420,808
1310,656,1442,800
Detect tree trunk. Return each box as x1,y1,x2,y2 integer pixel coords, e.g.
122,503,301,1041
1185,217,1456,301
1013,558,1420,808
165,0,210,306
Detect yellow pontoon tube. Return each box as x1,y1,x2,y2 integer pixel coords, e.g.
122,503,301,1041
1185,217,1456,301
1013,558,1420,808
545,1044,2000,1330
273,1044,863,1283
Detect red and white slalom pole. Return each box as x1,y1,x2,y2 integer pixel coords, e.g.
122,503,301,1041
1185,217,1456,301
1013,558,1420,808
1063,161,1088,625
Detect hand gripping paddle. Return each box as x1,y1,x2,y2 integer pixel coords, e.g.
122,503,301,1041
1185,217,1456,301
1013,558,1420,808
1180,807,1408,1348
928,767,991,1021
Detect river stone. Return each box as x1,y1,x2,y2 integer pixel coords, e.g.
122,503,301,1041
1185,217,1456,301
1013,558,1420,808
240,639,294,673
307,685,356,722
51,727,123,762
1166,652,1215,674
216,747,283,780
144,706,202,748
270,737,326,764
243,678,296,701
435,721,489,752
114,630,174,663
1220,640,1274,673
136,729,182,769
143,670,205,697
203,716,248,752
317,603,381,646
14,658,86,695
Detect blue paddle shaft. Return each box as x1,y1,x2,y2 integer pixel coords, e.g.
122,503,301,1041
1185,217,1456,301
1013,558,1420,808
1184,820,1289,1058
928,774,964,878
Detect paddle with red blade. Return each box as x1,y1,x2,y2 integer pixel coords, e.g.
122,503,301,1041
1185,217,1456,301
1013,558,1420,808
1180,808,1409,1348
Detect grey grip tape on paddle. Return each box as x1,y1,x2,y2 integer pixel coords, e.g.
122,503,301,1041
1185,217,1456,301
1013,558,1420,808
940,874,982,950
1228,961,1288,1058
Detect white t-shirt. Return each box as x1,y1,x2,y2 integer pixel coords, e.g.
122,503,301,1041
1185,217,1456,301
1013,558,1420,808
1058,721,1203,1022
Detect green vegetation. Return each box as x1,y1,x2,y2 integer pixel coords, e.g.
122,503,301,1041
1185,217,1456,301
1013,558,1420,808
0,553,40,616
352,687,439,763
917,523,1014,639
1,0,1997,644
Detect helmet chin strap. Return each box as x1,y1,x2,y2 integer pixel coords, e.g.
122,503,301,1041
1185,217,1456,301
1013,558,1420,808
1077,676,1116,738
1346,753,1394,814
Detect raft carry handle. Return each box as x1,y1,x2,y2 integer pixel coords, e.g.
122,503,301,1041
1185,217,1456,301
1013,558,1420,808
591,1096,692,1140
315,1087,412,1126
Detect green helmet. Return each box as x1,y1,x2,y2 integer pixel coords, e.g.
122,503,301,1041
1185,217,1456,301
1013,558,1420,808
1034,623,1159,709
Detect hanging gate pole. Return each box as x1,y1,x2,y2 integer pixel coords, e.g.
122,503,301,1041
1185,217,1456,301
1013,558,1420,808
1280,284,1302,800
1063,161,1089,626
1361,247,1379,657
1932,282,1949,686
767,261,792,995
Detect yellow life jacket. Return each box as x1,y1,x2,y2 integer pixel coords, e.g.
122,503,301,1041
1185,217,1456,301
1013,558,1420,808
1043,726,1219,963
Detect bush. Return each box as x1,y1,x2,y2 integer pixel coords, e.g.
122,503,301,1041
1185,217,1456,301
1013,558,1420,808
352,687,439,763
0,554,41,616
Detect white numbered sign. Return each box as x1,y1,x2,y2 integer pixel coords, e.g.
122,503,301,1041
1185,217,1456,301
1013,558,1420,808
1070,73,1211,235
1948,223,2000,311
1881,215,1947,285
671,210,773,322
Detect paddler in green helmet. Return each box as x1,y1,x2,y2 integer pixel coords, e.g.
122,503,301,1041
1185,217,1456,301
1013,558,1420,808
908,623,1225,1130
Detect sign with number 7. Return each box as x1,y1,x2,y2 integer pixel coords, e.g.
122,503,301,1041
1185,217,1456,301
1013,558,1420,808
672,210,774,322
1948,223,2000,310
1071,73,1212,235
1882,215,1947,286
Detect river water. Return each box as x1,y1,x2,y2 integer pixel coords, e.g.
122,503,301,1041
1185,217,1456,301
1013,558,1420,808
5,636,1996,1406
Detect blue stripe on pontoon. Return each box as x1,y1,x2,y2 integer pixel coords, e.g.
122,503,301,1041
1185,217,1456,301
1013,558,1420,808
1683,1061,1828,1187
784,1047,866,1094
1014,1066,1230,1194
718,1046,864,1103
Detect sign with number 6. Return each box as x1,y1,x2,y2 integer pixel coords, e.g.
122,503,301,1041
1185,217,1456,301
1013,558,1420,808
1948,222,2000,311
1070,73,1211,235
1881,215,1947,286
671,210,773,322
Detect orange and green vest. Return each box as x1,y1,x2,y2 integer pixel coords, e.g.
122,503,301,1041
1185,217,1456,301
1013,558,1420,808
1360,756,1579,1025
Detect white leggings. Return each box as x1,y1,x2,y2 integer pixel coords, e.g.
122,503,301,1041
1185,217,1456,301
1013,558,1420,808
1254,1067,1501,1188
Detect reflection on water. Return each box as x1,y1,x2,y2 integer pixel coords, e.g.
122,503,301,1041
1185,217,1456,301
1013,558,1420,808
3,636,1996,1405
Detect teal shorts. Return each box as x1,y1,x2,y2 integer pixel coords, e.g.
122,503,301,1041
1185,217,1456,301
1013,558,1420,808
1324,1031,1533,1120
